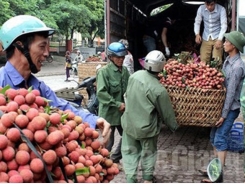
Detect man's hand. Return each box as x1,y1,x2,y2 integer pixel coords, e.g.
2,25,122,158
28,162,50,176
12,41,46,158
96,118,111,146
215,117,224,127
165,47,170,57
195,34,202,44
214,40,223,49
119,103,125,112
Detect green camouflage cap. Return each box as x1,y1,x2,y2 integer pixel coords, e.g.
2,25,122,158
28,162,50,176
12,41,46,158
224,31,245,53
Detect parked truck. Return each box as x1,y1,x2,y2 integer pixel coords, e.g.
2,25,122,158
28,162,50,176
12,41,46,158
105,0,244,71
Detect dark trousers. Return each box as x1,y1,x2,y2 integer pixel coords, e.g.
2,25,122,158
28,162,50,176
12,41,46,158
106,125,123,162
66,68,70,79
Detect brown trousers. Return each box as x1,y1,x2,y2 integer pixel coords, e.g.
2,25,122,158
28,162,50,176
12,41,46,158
200,38,223,66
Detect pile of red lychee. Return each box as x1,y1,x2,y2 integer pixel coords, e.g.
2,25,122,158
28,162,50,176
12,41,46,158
0,86,119,183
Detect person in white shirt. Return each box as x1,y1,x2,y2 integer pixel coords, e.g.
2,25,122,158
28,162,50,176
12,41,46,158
119,39,134,75
75,50,84,63
194,0,227,66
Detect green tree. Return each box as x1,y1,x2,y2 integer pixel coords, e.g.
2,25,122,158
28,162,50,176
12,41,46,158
83,0,104,46
0,0,105,48
0,0,58,30
53,0,93,41
0,0,14,24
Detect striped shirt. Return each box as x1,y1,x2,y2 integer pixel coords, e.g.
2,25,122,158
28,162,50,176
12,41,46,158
221,54,245,118
194,3,227,41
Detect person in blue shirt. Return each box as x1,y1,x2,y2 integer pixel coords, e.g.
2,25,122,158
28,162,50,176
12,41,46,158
200,31,245,183
0,15,110,144
194,0,227,66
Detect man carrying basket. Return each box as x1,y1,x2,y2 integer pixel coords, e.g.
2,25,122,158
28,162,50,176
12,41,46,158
200,31,245,183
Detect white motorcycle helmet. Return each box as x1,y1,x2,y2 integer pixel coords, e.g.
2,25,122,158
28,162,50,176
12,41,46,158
144,50,166,72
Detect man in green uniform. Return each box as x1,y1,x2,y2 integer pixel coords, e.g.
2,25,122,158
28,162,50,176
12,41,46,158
121,50,179,183
96,42,130,164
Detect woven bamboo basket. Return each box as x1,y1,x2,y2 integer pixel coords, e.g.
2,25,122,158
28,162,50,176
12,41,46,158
78,62,107,81
77,62,107,102
164,85,226,127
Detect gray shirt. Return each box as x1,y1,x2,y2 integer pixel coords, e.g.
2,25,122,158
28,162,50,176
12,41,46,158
194,4,227,41
222,54,245,118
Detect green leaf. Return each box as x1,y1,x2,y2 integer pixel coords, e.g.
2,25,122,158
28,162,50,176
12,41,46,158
80,143,85,149
46,121,51,128
61,114,68,122
163,69,167,78
221,70,225,77
99,171,105,176
27,86,33,92
44,106,51,114
75,167,89,176
0,85,11,95
181,76,186,84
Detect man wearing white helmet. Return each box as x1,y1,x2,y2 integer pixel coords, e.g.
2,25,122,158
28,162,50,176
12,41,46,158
0,15,111,145
119,39,134,75
75,50,84,63
121,50,179,183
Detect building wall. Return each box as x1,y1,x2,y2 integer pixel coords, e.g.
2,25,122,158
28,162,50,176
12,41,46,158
73,32,105,47
238,0,245,54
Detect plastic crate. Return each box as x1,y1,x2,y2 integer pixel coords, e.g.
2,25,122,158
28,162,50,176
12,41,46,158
231,122,244,131
228,122,244,153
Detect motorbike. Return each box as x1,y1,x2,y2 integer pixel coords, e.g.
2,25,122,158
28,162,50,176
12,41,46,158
55,76,99,115
46,53,54,63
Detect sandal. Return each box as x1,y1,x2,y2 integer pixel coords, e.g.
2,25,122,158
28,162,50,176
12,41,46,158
201,173,223,183
201,178,213,183
201,177,223,183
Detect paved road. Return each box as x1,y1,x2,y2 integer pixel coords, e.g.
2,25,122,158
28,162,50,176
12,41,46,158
35,56,66,77
36,56,245,183
0,53,244,182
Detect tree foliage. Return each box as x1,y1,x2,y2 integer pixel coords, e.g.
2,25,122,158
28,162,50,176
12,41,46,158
83,0,104,45
0,0,14,24
0,0,104,46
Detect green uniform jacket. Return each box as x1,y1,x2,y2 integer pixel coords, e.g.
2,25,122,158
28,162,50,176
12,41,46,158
96,62,130,126
121,70,179,139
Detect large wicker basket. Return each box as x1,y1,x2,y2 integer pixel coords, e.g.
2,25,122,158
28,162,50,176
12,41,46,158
164,85,226,127
78,62,107,80
77,62,107,103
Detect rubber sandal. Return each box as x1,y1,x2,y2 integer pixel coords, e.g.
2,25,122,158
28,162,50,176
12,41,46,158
201,178,214,183
201,176,223,183
201,172,223,183
198,169,208,176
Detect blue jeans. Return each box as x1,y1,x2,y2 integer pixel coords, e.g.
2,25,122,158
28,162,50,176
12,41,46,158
210,109,240,151
143,36,156,53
